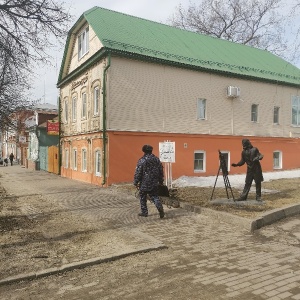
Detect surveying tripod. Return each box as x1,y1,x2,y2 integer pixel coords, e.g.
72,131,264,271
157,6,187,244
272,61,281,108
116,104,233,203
210,150,235,201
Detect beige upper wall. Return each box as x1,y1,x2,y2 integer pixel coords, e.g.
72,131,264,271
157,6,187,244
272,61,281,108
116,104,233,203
107,57,300,138
68,24,103,74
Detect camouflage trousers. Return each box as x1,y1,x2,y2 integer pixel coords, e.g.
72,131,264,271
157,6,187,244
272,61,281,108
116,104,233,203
139,187,164,215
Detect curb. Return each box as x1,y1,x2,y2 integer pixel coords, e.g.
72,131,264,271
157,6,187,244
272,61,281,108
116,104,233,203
0,245,167,286
179,202,300,232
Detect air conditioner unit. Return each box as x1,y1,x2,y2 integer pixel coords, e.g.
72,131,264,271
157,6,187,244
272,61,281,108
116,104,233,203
227,86,240,98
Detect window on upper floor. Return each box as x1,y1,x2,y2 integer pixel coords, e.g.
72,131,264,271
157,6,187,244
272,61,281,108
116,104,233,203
64,98,68,123
292,96,300,126
78,27,89,60
194,151,206,172
197,99,206,120
273,106,280,124
81,92,87,119
72,96,77,122
251,104,258,122
273,151,282,169
93,86,100,115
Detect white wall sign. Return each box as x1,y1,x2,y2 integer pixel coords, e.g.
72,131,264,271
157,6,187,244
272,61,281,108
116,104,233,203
159,142,175,163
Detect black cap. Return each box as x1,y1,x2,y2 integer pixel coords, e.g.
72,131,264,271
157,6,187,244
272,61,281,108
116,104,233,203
142,144,153,153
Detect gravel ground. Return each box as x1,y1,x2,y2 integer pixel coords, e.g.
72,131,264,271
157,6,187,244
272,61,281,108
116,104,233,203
116,177,300,219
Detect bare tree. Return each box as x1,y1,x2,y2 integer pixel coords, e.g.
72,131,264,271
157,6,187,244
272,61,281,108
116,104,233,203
0,0,72,129
169,0,289,56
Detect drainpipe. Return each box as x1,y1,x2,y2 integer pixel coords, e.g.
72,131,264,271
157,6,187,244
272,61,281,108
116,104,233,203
58,96,61,175
102,52,111,186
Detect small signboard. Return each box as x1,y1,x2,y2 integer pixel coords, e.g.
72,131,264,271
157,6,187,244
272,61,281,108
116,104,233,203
47,120,59,135
159,141,175,163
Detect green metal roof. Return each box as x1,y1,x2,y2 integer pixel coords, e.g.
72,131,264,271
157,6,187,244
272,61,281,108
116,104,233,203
58,6,300,86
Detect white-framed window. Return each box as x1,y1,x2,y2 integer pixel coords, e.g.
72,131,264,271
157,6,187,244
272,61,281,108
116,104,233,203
64,98,68,123
292,96,300,126
197,99,206,120
73,149,77,170
93,86,100,115
82,149,87,172
273,106,280,124
251,104,258,122
82,92,87,119
219,151,230,173
194,151,206,172
78,27,89,59
65,149,69,168
95,150,101,176
273,151,282,169
72,96,77,122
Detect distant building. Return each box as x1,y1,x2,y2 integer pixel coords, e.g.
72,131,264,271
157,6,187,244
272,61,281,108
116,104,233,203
26,104,58,172
57,7,300,186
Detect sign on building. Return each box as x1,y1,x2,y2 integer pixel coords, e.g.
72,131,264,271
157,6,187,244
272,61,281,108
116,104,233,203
159,141,175,163
47,120,59,135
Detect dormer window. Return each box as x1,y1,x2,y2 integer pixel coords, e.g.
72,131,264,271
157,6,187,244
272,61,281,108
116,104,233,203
78,27,89,59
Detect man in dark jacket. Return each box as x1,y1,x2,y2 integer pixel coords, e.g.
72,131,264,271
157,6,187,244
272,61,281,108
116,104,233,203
134,144,165,218
9,153,14,166
231,139,264,201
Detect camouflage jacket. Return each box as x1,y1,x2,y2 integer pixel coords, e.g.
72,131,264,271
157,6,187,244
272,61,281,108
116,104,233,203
133,153,164,191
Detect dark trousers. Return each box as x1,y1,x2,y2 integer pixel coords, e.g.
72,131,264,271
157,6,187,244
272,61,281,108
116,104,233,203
240,173,262,200
139,187,164,215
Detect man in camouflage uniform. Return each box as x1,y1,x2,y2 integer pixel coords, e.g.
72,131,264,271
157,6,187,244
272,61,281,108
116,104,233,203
134,144,165,218
231,139,264,201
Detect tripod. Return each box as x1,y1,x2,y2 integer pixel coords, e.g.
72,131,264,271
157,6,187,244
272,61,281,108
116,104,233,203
210,150,235,201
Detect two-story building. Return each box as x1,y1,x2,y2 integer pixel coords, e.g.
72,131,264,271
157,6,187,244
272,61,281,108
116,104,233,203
57,6,300,186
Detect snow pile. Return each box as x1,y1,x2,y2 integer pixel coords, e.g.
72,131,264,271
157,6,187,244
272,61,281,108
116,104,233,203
173,169,300,188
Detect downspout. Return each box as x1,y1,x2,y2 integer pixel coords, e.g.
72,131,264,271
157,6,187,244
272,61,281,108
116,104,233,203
102,52,111,185
58,96,61,175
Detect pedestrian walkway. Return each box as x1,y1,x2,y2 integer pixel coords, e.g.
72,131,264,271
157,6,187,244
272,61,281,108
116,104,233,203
1,166,300,299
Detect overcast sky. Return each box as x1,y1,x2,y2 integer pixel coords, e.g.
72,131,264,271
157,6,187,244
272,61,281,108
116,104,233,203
32,0,299,106
32,0,190,105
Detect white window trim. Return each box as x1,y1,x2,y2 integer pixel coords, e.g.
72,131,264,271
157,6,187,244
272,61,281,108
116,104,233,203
93,86,100,116
78,27,89,60
273,151,282,169
65,149,69,168
219,150,230,173
64,98,68,123
82,149,87,172
197,98,206,120
81,92,87,119
73,149,77,170
292,96,300,126
273,106,280,125
194,150,206,173
95,150,101,176
72,96,77,122
251,104,258,122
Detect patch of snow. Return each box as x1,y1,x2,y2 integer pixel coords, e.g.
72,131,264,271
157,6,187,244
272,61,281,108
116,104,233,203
172,169,300,188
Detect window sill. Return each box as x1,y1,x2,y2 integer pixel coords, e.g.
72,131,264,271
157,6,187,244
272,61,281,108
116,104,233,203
78,51,89,61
